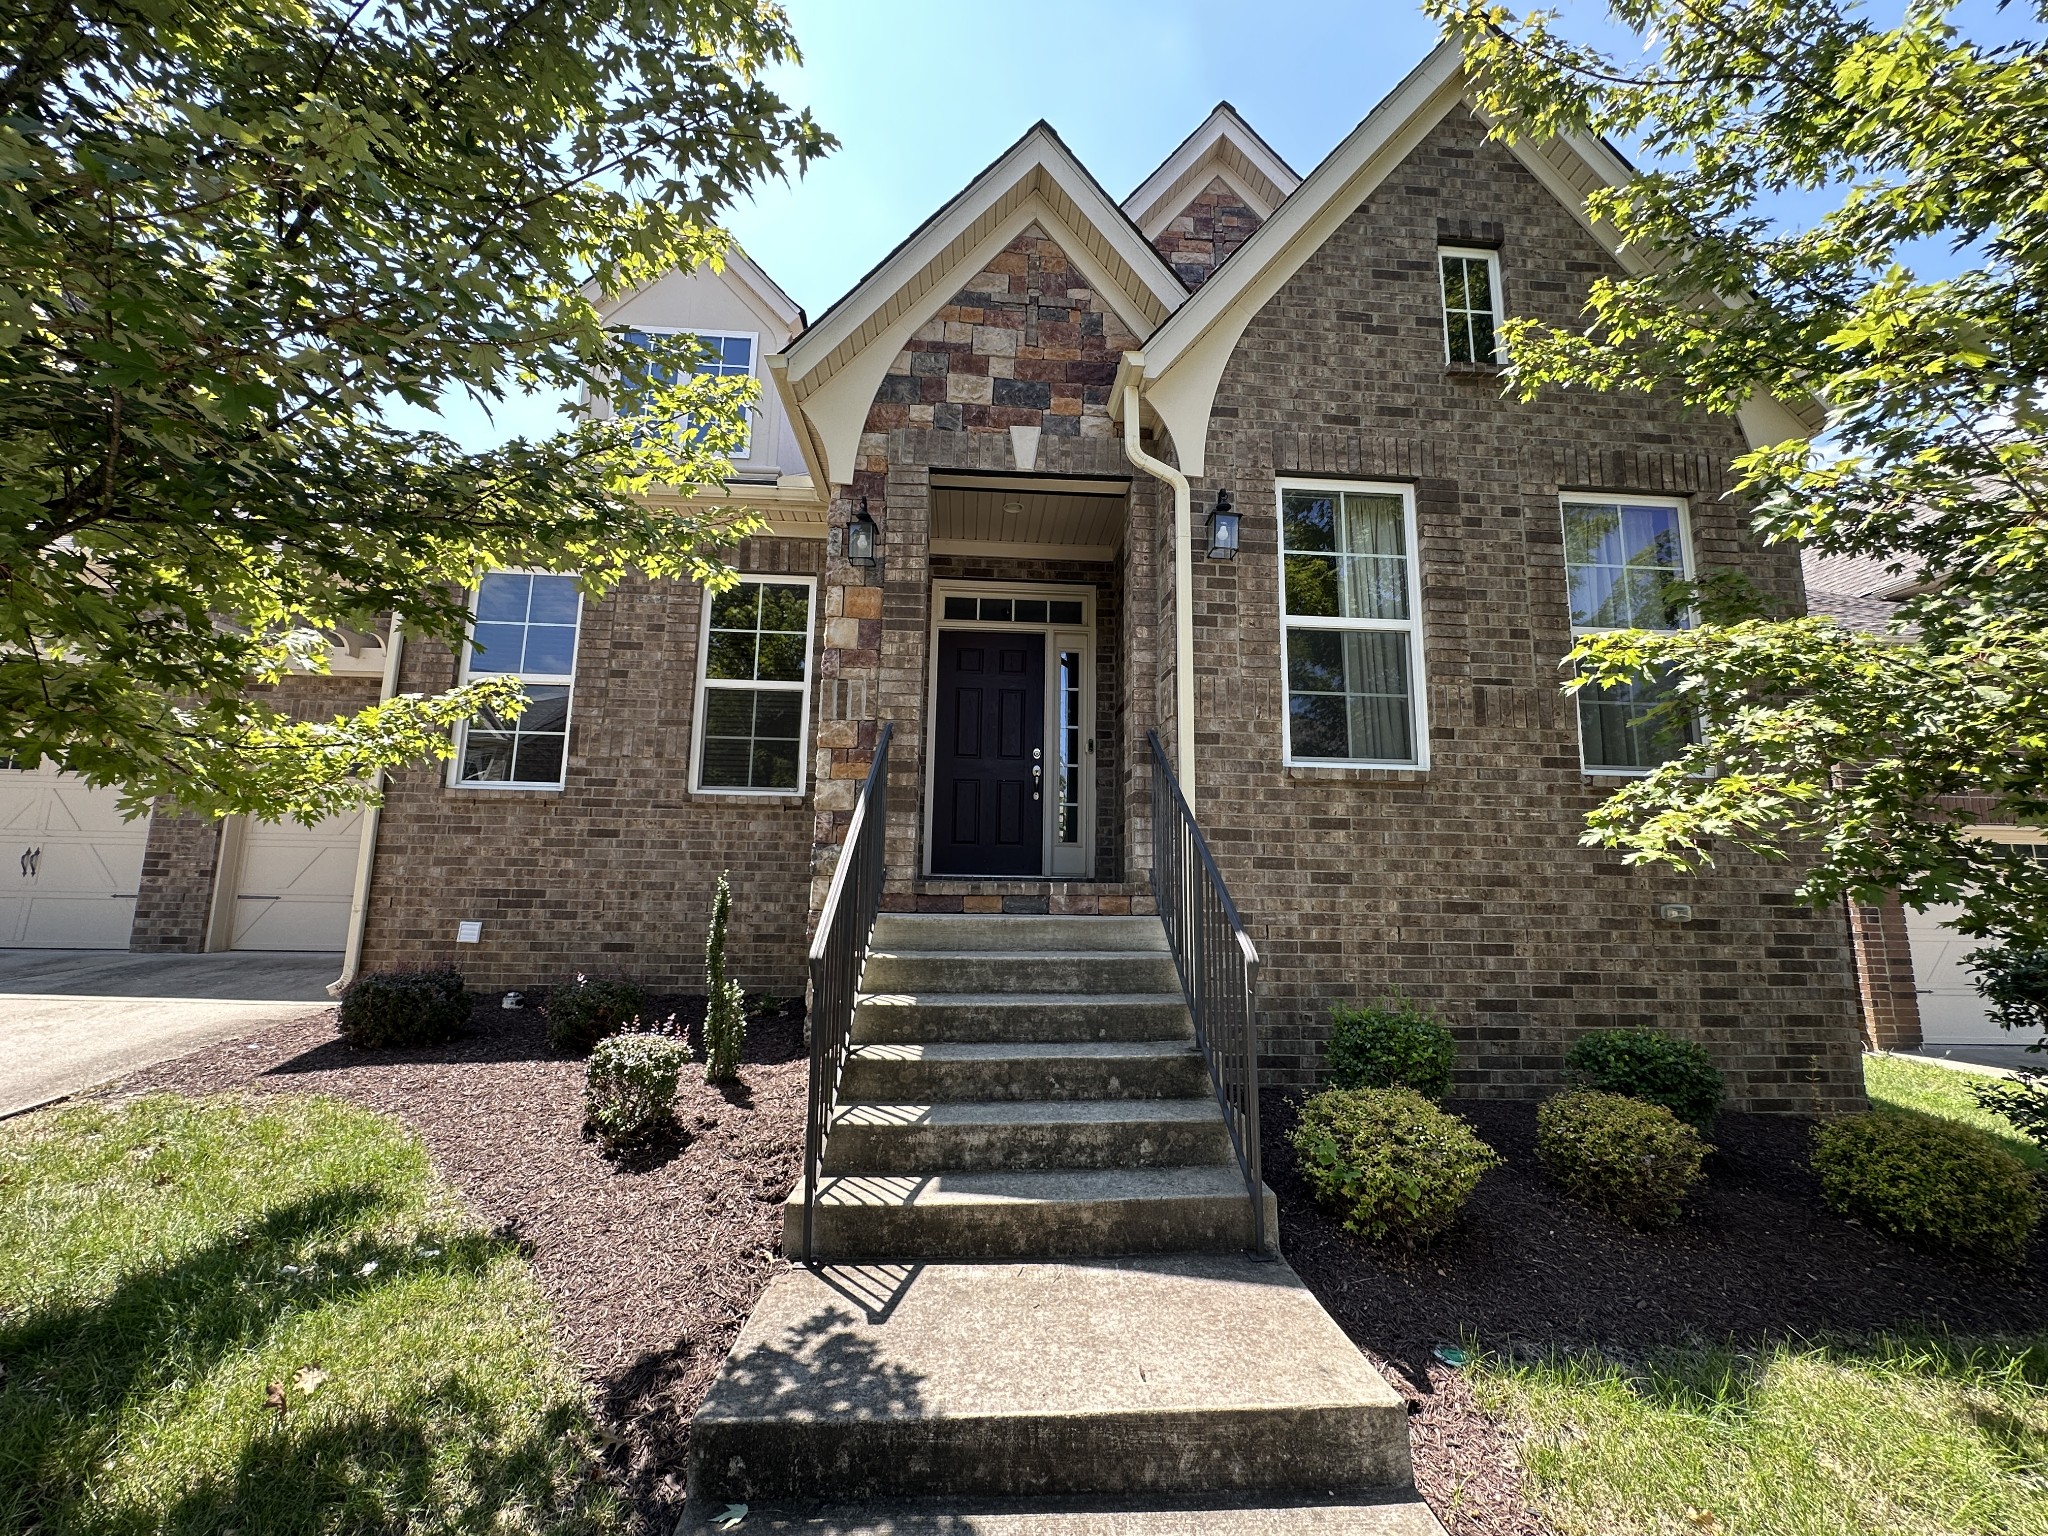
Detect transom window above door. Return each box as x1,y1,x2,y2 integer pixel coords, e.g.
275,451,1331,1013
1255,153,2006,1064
1278,482,1428,769
941,594,1085,625
693,577,815,794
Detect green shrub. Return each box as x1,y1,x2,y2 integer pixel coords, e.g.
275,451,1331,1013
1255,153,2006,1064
1325,996,1457,1100
585,1032,692,1149
544,975,649,1056
703,871,745,1083
336,968,468,1048
1565,1029,1724,1129
1289,1086,1500,1246
1812,1112,2040,1267
1537,1088,1711,1229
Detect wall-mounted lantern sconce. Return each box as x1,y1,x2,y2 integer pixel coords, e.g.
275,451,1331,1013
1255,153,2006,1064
1205,489,1240,560
847,498,880,568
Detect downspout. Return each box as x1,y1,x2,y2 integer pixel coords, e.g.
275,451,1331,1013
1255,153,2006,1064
328,617,405,997
1121,378,1197,809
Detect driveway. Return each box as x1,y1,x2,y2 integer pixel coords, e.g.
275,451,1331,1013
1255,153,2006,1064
0,950,341,1117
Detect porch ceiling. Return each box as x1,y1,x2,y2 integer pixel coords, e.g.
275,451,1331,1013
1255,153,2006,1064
929,480,1127,562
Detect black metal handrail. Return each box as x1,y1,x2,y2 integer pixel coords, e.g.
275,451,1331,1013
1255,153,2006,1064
802,722,893,1266
1146,730,1267,1255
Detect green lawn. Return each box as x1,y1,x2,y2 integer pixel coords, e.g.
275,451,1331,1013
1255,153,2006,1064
1864,1052,2044,1170
0,1092,621,1535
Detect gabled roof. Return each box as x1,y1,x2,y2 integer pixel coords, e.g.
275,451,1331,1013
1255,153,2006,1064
1122,102,1302,239
592,241,805,338
1120,40,1822,475
771,122,1189,488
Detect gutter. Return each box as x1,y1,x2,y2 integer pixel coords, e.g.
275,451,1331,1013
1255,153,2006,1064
328,617,405,998
1119,364,1198,808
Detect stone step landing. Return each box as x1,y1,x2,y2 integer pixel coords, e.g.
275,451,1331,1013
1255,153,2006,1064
678,1494,1445,1534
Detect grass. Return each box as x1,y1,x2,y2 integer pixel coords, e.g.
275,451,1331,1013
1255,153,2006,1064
0,1092,621,1536
1474,1336,2048,1536
1864,1052,2045,1170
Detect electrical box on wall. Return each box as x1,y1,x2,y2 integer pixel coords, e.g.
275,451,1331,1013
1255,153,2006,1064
456,920,483,944
1656,903,1694,922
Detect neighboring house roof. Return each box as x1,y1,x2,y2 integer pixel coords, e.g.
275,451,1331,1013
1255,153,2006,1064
1121,101,1302,239
770,122,1189,489
1116,39,1821,477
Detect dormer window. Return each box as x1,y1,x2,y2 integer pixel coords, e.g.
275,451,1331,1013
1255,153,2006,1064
1438,248,1502,366
620,328,757,457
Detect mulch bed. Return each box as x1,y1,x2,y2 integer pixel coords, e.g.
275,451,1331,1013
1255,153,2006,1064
113,993,806,1533
1263,1089,2048,1536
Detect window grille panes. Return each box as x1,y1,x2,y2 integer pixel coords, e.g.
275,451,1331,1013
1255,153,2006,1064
1562,499,1695,771
1058,649,1082,845
1279,487,1424,766
620,330,755,454
1439,251,1500,365
458,572,581,787
697,579,812,791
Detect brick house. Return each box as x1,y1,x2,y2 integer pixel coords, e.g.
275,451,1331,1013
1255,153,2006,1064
21,44,1865,1111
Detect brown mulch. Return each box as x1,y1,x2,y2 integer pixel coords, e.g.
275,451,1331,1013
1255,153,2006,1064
1262,1089,2048,1536
114,992,807,1532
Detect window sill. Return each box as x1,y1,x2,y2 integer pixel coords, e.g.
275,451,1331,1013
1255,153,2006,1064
1445,361,1505,378
1285,763,1429,784
689,787,807,804
444,782,566,796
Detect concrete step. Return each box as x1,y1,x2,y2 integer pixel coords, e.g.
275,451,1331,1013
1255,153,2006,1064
822,1100,1233,1175
689,1257,1413,1504
784,1167,1278,1260
873,914,1169,953
839,1041,1211,1102
678,1493,1445,1534
863,950,1183,997
853,992,1191,1045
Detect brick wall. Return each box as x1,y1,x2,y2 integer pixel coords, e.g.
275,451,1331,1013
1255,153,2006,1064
1847,897,1922,1050
131,673,383,953
1150,176,1264,289
360,537,823,995
1187,104,1864,1112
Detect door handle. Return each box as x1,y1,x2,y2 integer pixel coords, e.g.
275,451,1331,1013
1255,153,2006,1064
19,847,37,879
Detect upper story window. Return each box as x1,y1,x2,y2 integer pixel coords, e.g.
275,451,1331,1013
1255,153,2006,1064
693,577,815,794
1562,497,1695,773
1278,481,1428,769
620,328,757,458
456,571,582,789
1439,248,1502,366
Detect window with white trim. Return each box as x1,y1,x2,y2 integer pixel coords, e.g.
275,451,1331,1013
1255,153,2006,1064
620,328,757,457
456,571,581,788
693,577,814,793
1439,247,1502,365
1562,496,1696,772
1278,482,1427,767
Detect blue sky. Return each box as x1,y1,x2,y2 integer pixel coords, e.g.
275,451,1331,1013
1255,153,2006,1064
427,0,2032,447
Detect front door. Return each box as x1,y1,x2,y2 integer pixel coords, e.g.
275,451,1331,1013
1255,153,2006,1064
931,630,1045,876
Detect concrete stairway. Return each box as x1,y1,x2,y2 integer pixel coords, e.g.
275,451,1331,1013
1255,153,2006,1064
685,914,1440,1535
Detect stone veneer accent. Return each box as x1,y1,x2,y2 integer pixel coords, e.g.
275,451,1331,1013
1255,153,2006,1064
1179,104,1864,1112
359,536,823,994
1149,175,1264,289
131,673,382,953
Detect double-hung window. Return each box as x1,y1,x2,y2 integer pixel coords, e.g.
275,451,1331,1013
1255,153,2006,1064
1562,497,1696,772
693,577,815,793
1439,247,1503,365
620,328,757,458
456,571,581,788
1278,481,1428,768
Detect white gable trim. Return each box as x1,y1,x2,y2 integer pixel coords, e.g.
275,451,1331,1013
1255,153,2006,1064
1123,103,1301,238
774,124,1188,488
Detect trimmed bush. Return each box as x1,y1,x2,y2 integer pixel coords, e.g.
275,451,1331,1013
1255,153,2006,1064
1537,1089,1710,1229
1565,1029,1724,1129
703,871,745,1083
585,1032,691,1149
1325,996,1457,1100
336,968,468,1048
1812,1112,2040,1267
1289,1086,1500,1246
544,975,649,1056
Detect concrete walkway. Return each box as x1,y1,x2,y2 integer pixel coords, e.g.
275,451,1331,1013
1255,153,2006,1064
0,950,340,1117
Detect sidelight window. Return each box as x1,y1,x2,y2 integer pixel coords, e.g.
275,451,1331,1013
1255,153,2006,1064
693,577,815,793
1278,481,1428,768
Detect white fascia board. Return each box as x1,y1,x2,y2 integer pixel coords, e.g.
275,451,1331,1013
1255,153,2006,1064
1124,105,1301,234
783,126,1184,396
792,189,1181,487
722,245,806,336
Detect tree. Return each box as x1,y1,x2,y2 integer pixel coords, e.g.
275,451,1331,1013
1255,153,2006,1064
0,0,830,820
1425,0,2048,946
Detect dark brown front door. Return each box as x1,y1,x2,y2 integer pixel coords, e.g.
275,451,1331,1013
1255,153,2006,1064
931,630,1044,875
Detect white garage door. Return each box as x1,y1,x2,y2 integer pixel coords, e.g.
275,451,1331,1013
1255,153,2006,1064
1905,903,2002,1047
0,766,148,948
228,810,362,952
